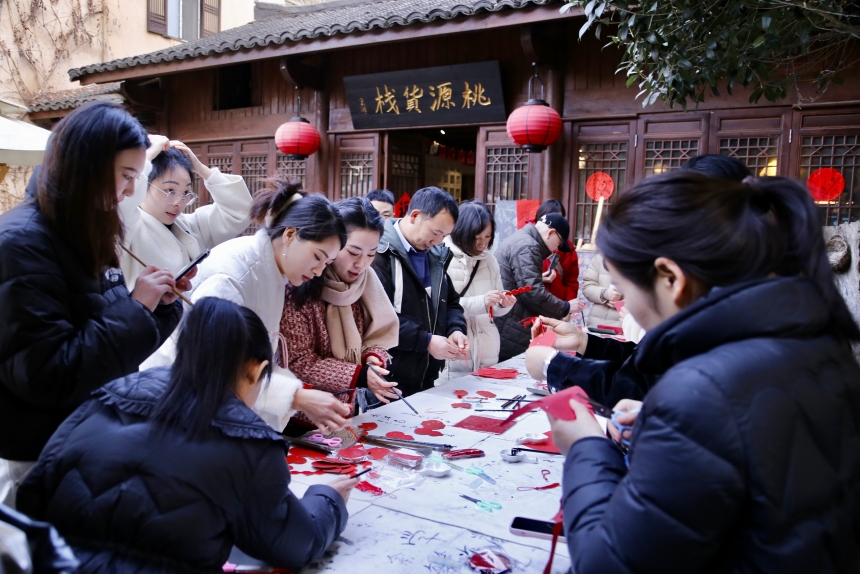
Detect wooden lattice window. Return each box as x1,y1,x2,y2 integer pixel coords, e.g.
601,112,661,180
390,153,420,196
276,155,306,188
720,137,779,176
147,0,167,35
340,153,374,199
485,146,528,207
643,140,698,177
241,154,269,236
201,0,220,37
800,135,860,225
575,142,628,242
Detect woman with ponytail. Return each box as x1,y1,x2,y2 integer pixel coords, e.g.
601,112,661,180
543,172,860,573
18,298,355,573
145,177,353,434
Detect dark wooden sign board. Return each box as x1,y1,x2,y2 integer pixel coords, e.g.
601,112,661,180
343,61,507,130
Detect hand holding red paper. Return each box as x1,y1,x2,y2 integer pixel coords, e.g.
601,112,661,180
448,331,470,357
536,316,587,354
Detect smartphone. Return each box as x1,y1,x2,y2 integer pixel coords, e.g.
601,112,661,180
175,249,210,281
547,253,560,271
509,517,566,543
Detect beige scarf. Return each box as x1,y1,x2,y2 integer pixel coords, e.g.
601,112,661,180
321,266,399,364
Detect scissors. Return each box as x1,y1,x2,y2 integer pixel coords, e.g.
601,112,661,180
581,397,638,449
460,494,501,513
465,465,496,485
309,434,343,448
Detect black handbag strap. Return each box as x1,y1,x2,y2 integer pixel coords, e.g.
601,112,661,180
459,260,481,297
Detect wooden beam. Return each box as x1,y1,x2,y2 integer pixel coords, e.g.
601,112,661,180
79,5,584,85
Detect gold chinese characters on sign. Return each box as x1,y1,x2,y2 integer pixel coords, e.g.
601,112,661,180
364,81,492,115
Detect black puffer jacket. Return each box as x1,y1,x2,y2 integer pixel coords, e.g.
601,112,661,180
495,224,569,361
562,277,860,573
0,202,181,461
17,368,349,573
372,219,467,396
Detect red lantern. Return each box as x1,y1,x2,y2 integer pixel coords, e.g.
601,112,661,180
506,64,562,153
275,117,320,160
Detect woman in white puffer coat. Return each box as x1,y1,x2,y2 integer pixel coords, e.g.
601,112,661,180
443,201,516,374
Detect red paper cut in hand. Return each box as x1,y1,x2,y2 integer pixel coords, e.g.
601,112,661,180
503,386,595,424
472,368,518,379
454,415,516,434
519,317,538,328
613,301,626,313
530,331,557,348
453,390,468,398
452,402,472,409
505,285,533,297
476,390,497,398
385,431,414,441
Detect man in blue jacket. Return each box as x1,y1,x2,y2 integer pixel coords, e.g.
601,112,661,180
371,187,468,396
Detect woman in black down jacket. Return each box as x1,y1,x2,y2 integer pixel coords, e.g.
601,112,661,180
545,172,860,573
0,102,184,505
18,297,356,573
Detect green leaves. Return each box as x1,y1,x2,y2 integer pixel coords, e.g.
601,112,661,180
560,0,860,108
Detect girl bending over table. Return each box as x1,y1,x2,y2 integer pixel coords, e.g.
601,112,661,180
281,197,399,430
544,172,860,573
18,297,357,573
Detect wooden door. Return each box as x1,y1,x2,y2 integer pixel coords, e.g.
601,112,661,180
332,133,381,200
634,113,709,181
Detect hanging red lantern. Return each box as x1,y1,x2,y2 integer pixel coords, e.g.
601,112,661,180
506,63,562,153
275,91,321,160
276,117,320,160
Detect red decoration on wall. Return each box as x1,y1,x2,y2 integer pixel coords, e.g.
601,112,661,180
394,192,411,218
807,167,845,202
506,102,562,153
585,172,615,201
275,118,321,160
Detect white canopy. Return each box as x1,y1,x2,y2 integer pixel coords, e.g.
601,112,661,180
0,115,51,166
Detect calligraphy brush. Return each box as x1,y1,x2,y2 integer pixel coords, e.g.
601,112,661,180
500,394,524,409
120,245,194,306
495,398,536,402
369,365,419,415
350,467,373,479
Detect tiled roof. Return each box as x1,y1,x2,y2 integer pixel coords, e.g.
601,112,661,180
68,0,558,81
28,82,123,112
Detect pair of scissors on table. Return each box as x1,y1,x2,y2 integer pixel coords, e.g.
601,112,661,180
460,494,502,513
308,434,342,448
465,465,496,485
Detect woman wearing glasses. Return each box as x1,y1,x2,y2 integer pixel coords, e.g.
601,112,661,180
119,137,252,289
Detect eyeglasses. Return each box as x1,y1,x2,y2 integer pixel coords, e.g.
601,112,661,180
149,182,198,206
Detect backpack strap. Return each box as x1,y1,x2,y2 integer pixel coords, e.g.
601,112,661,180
458,260,481,297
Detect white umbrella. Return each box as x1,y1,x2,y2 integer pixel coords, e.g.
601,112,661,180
0,115,51,166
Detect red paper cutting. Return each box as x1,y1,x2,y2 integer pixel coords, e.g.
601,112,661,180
476,390,497,398
415,419,445,436
357,422,378,431
394,192,411,218
807,167,845,202
415,427,443,436
356,481,385,496
286,453,307,465
530,331,557,348
523,431,561,454
585,172,615,200
516,199,540,230
519,317,537,328
453,390,468,398
291,469,327,476
366,447,391,460
385,431,414,441
453,415,516,434
286,446,329,463
337,445,368,461
452,402,472,409
503,386,595,424
472,368,518,380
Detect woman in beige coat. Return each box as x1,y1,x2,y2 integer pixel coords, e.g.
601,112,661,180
119,137,252,289
583,253,623,328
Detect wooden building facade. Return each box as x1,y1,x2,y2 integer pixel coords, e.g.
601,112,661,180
69,0,860,239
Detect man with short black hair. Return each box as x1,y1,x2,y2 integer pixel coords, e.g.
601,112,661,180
372,187,469,396
495,212,586,361
366,189,395,221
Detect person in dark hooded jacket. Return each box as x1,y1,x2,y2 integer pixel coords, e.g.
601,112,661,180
0,103,184,506
17,297,355,573
545,172,860,573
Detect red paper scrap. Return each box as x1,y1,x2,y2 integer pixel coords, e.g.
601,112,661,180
357,422,378,431
286,453,307,465
337,445,368,462
476,390,497,398
422,420,445,430
366,447,390,460
452,402,472,409
453,415,516,434
385,431,414,441
453,390,468,398
503,386,595,424
472,368,518,379
530,331,557,348
415,428,443,436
